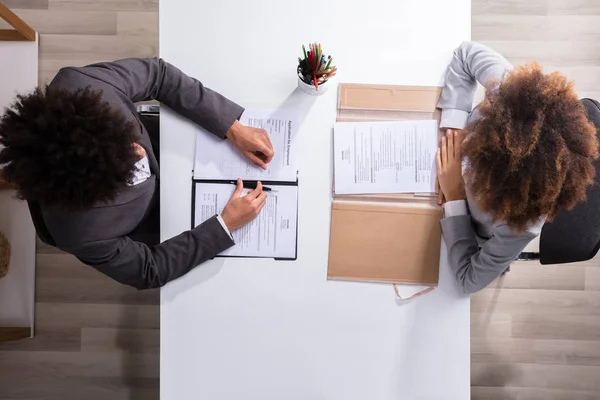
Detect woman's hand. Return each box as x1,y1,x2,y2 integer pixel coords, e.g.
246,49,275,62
436,129,466,204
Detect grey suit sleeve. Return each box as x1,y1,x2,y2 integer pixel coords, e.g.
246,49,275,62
437,41,513,129
71,216,234,289
72,58,244,139
440,216,537,294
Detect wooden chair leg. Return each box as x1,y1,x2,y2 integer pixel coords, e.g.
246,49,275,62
0,327,31,343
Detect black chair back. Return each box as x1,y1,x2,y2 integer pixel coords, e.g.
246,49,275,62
540,99,600,264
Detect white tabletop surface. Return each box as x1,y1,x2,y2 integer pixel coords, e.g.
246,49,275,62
160,1,471,399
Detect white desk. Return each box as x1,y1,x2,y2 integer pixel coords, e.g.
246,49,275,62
160,1,471,399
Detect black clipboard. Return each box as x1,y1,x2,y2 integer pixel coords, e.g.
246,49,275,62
191,178,299,261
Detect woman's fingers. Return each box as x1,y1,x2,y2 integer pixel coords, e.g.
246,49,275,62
449,129,456,161
441,135,448,166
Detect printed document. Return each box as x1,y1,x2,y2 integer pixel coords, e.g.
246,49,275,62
194,182,298,258
333,120,438,194
194,109,297,182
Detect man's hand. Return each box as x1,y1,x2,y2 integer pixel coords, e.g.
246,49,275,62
221,179,267,231
226,121,275,170
436,129,466,203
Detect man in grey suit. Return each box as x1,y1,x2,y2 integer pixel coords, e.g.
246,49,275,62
0,58,274,289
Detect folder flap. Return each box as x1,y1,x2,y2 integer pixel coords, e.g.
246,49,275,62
328,202,442,285
332,198,440,214
338,84,442,113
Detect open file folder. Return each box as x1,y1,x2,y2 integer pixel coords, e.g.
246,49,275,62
192,109,299,260
328,84,444,295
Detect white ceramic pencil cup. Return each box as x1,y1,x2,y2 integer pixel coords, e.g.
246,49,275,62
298,77,329,96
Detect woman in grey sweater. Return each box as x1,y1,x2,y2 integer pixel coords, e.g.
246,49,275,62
436,41,599,294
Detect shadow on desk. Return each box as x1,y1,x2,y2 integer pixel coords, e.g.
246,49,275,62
161,257,227,303
390,243,473,399
273,87,320,125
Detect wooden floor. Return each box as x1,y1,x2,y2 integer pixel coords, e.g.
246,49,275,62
1,0,600,399
0,1,160,399
472,1,600,399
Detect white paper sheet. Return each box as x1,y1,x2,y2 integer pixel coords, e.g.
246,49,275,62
194,109,297,182
333,120,438,194
194,182,298,258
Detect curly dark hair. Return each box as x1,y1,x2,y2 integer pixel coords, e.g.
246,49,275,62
463,63,599,231
0,85,140,210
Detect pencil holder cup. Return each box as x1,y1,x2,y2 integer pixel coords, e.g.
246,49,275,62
298,77,329,96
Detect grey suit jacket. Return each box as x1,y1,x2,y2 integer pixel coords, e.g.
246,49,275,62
437,42,544,295
32,58,243,289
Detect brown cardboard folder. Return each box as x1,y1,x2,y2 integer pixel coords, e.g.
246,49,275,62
328,84,444,298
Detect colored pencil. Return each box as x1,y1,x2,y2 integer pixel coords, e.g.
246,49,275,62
316,67,337,76
298,43,336,89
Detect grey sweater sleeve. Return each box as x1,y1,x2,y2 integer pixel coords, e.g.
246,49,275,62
67,57,244,138
440,216,538,294
437,41,513,129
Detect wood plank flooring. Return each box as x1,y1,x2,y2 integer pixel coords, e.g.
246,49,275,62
1,0,600,399
0,1,159,399
472,1,600,399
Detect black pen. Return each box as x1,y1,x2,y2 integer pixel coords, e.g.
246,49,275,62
229,180,274,192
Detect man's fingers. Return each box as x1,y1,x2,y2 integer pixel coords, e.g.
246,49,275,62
249,181,263,198
254,148,274,165
254,130,274,164
261,129,274,151
246,152,267,170
256,141,275,163
233,178,244,197
253,191,267,207
262,148,274,163
255,197,267,214
436,149,442,172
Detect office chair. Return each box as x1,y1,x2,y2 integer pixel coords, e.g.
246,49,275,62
137,104,160,160
521,98,600,264
126,104,161,246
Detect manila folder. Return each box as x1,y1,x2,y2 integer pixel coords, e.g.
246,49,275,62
328,198,442,285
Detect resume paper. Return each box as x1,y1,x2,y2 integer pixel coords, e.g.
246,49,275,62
333,120,438,194
194,183,297,258
194,109,297,182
